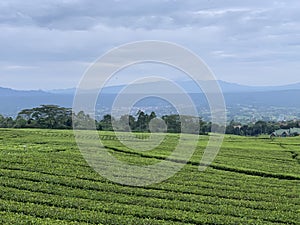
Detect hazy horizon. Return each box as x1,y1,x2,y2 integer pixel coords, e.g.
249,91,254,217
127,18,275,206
0,79,299,92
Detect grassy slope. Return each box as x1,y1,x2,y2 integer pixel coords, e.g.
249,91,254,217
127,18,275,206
0,128,299,224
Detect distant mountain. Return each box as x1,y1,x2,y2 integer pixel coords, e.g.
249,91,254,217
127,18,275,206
0,87,48,96
1,80,300,118
47,88,76,95
217,80,300,93
46,80,300,94
179,80,300,93
48,85,126,95
0,88,73,117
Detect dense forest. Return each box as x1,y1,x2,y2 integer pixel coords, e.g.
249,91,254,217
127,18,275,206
0,105,299,136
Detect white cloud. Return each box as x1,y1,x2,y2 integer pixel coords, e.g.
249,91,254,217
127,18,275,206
3,65,38,71
211,51,237,58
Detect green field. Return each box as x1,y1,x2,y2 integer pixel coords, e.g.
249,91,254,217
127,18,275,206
0,128,299,224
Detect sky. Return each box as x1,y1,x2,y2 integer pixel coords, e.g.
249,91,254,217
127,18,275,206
0,0,300,90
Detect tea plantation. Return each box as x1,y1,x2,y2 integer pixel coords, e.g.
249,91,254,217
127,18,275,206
0,129,299,224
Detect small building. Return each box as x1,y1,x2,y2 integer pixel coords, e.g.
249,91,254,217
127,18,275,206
270,129,289,137
289,128,300,136
270,128,300,137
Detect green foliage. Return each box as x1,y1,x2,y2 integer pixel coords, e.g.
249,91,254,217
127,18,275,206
17,105,73,129
0,129,299,224
1,105,300,136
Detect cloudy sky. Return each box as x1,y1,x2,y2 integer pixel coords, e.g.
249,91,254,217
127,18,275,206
0,0,300,90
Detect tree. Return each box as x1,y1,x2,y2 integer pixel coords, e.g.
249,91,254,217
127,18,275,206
112,114,131,132
14,116,27,128
98,114,114,131
253,121,267,135
0,115,4,127
18,105,73,129
136,110,149,132
162,114,181,133
73,111,95,130
0,115,15,128
128,115,136,131
181,115,200,134
149,111,156,121
149,117,166,133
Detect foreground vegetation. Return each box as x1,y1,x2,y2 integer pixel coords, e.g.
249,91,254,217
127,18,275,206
1,105,300,136
0,128,299,224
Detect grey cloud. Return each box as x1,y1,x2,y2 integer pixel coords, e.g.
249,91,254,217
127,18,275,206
0,0,300,89
0,0,188,29
0,0,298,33
0,0,270,30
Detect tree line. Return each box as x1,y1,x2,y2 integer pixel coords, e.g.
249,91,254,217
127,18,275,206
0,105,299,136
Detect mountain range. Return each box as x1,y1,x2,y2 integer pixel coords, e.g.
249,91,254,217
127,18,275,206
47,80,300,94
1,80,300,119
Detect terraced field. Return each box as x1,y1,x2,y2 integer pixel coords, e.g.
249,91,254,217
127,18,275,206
0,128,299,224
